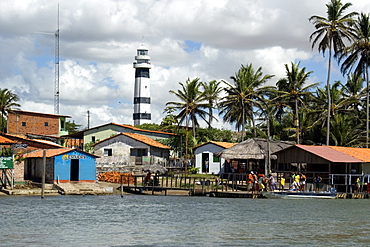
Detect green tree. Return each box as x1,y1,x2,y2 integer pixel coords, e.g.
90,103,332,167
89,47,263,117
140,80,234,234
276,62,317,144
340,13,370,147
0,88,21,133
219,64,274,141
65,121,81,134
309,0,358,145
201,80,223,129
166,78,209,160
311,81,354,144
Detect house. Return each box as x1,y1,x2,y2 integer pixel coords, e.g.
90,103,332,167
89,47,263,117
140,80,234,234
1,133,64,183
23,148,99,183
7,110,70,137
274,145,370,192
193,141,237,174
92,132,171,173
62,122,177,152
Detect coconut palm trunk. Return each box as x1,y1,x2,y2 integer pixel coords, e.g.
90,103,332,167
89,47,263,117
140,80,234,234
366,68,369,148
326,46,332,146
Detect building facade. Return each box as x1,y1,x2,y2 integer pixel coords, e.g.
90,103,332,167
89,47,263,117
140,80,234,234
7,110,70,137
193,141,237,174
133,44,151,126
24,148,98,183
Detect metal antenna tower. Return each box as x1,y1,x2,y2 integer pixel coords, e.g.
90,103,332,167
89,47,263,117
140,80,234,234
54,4,60,115
34,4,60,115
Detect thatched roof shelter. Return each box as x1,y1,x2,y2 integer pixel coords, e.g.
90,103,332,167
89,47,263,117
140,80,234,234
214,138,293,160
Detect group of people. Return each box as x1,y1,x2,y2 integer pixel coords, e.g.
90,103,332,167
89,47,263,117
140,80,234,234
289,172,308,191
247,171,277,192
246,171,323,192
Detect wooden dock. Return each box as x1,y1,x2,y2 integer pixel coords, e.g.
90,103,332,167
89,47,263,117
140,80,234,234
118,174,266,198
118,174,370,199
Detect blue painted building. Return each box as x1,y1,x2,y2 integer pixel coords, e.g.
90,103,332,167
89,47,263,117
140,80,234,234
24,148,99,183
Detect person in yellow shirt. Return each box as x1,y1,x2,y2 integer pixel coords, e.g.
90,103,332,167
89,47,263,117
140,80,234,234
294,172,300,185
280,177,285,191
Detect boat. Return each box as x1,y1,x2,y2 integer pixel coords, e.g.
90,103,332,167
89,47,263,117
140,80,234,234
262,190,337,199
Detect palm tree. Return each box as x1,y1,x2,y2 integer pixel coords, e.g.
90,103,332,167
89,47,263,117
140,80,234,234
340,73,365,115
276,62,317,144
0,88,21,133
201,80,223,129
309,0,358,145
166,78,209,159
311,81,355,144
219,64,274,141
340,13,370,147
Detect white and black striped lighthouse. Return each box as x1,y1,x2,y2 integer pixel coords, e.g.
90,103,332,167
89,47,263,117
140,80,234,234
133,44,151,126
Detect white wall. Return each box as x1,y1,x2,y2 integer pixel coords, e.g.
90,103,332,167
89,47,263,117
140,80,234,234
194,143,227,174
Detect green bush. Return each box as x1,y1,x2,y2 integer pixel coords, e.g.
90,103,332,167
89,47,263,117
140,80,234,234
188,167,200,174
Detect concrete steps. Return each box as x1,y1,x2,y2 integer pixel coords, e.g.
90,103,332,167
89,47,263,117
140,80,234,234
54,183,111,195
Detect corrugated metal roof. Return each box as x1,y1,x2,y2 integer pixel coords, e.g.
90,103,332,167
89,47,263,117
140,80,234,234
296,145,363,163
330,146,370,162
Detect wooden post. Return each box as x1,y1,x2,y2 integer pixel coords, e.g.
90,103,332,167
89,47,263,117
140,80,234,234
120,175,124,198
41,149,46,199
202,177,205,194
133,175,136,192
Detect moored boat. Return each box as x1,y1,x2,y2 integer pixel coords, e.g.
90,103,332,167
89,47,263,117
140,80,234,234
262,190,337,199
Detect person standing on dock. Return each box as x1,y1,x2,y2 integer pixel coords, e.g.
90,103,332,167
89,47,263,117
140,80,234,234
355,177,361,193
300,173,306,191
247,171,254,192
280,176,285,191
269,174,277,191
314,175,322,191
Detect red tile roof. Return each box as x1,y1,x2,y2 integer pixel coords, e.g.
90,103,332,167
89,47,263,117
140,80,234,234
330,146,370,162
121,133,171,149
194,141,237,149
23,148,99,158
87,122,177,136
0,135,16,144
23,148,72,158
93,132,171,149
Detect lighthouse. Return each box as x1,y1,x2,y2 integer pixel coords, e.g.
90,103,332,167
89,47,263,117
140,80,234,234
133,44,151,126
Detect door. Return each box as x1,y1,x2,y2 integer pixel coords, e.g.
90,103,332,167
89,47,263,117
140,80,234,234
70,159,79,181
202,153,210,174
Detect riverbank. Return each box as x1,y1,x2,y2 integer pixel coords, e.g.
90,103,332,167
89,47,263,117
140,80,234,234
0,182,192,196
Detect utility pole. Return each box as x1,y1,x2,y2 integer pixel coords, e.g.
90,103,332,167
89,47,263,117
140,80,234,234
87,110,90,129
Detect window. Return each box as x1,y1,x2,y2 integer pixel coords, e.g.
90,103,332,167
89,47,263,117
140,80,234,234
135,68,150,78
60,120,65,129
213,156,220,162
44,122,49,127
21,122,26,127
104,148,112,156
91,136,96,142
130,148,148,157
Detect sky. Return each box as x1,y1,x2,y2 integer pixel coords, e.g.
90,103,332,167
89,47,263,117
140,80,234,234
1,0,370,131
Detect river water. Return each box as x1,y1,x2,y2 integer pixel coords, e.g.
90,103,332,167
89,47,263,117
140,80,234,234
1,195,370,246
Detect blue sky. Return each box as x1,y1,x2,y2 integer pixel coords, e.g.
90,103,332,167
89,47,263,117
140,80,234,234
0,0,369,130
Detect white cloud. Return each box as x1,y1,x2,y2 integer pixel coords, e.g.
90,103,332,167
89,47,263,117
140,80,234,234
1,0,369,131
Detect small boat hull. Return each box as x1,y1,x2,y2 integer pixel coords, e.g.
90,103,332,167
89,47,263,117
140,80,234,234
262,191,337,199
